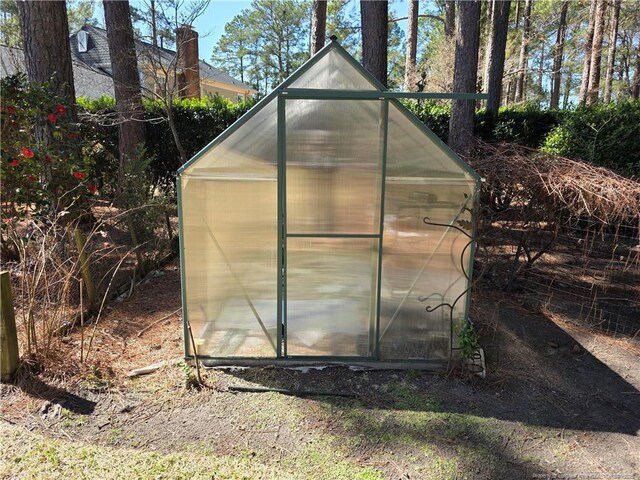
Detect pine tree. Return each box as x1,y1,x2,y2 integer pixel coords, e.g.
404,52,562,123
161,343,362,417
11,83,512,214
360,0,388,86
550,1,569,109
103,0,146,183
448,0,481,158
311,0,327,55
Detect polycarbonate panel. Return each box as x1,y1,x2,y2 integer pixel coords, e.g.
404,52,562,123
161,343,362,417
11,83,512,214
182,98,277,176
286,99,383,234
386,101,474,180
286,237,379,357
181,178,277,357
379,181,474,360
289,48,380,90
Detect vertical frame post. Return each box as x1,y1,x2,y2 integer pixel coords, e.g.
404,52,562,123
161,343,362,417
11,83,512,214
462,180,481,323
374,99,389,360
277,95,286,358
177,175,190,358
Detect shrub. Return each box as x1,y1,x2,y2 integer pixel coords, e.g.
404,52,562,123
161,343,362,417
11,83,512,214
79,94,252,189
541,101,640,177
477,103,563,148
1,74,96,219
404,100,451,141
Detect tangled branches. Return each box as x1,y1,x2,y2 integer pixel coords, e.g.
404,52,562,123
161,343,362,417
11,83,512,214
470,142,640,292
472,142,640,234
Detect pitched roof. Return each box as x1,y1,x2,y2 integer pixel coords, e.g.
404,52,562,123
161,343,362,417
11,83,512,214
71,25,255,93
0,44,114,98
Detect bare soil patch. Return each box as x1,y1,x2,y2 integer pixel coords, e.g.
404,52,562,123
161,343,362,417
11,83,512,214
1,258,638,479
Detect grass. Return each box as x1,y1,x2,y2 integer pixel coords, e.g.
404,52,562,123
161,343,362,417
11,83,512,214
0,421,382,480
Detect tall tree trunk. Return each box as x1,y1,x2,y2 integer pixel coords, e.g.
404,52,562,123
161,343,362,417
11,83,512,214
404,0,419,91
310,0,327,56
550,1,569,110
620,33,631,95
633,42,640,100
444,0,455,41
514,0,532,103
563,64,572,108
17,0,76,120
538,42,545,99
482,0,495,93
150,0,158,48
360,0,388,86
586,0,607,105
578,0,597,104
515,0,521,29
603,0,621,103
448,0,481,158
103,0,146,184
486,0,510,114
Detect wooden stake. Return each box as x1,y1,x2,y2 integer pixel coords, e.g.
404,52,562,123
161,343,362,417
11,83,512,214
74,228,97,312
1,271,19,382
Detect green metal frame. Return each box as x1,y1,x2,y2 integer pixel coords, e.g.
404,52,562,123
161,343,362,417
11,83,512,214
178,38,483,367
374,100,390,359
177,176,190,357
277,95,287,358
283,89,488,101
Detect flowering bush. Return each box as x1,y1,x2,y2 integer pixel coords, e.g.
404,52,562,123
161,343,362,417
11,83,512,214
0,74,96,219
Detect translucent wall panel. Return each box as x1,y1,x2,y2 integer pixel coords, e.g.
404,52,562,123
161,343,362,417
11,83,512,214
182,99,277,176
286,238,378,357
289,49,379,90
181,168,277,357
380,183,473,360
386,101,475,180
286,99,383,234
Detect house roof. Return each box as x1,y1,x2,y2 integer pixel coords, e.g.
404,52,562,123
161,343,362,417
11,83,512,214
1,24,255,99
0,44,114,98
70,25,256,94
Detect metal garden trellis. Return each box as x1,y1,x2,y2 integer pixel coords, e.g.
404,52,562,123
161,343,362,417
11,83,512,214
177,39,485,369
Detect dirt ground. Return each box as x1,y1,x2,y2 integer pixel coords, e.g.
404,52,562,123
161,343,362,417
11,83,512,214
1,259,639,479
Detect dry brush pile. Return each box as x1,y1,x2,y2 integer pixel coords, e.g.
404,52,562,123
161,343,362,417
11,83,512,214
470,142,640,336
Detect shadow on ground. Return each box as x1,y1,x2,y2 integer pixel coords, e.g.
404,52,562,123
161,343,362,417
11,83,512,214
12,372,96,415
226,305,640,437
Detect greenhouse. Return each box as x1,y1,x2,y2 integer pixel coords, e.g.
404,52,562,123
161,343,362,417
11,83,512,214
177,40,481,368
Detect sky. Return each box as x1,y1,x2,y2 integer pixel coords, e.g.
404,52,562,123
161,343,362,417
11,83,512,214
146,0,411,65
94,1,414,66
192,1,252,62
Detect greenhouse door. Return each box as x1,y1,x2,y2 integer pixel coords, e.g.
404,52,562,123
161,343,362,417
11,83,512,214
282,98,385,358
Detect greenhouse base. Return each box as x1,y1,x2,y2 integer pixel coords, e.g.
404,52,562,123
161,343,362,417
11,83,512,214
191,357,447,371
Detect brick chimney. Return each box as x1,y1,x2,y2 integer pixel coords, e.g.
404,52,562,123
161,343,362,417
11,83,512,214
176,24,200,99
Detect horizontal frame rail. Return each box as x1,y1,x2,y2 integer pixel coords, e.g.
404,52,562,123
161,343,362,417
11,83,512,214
286,233,380,238
281,88,488,101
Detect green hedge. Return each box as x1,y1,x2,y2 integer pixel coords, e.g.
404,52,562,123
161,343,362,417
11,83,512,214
540,101,640,178
406,100,639,176
79,95,252,188
80,97,639,188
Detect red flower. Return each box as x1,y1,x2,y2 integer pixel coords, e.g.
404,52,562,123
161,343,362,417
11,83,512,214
88,184,98,194
27,175,37,182
68,133,78,140
55,104,66,114
9,159,20,167
6,106,16,115
21,148,34,158
44,155,52,163
73,171,86,180
48,113,57,122
2,218,10,224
